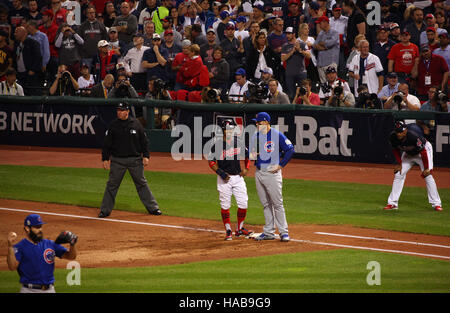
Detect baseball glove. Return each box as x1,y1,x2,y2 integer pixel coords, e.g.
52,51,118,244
55,231,78,246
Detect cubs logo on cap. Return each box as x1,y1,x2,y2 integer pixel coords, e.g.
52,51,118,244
24,214,46,227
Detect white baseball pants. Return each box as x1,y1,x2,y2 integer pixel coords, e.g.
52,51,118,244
217,175,248,210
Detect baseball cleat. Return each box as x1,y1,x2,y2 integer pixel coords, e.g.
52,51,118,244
383,204,398,210
98,212,109,218
280,233,290,242
254,233,275,241
225,230,233,241
434,205,443,211
148,208,162,215
235,227,253,237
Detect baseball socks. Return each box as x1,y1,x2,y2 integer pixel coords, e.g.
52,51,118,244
221,209,232,240
236,208,253,236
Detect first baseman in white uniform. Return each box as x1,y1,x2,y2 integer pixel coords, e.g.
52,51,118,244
249,112,295,242
384,120,442,211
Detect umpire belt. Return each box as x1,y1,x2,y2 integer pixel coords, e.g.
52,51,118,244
23,283,54,290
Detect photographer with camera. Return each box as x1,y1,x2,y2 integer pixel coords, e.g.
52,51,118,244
293,79,320,105
384,83,420,111
49,65,79,96
417,86,449,137
263,79,290,104
355,84,382,109
108,73,139,99
319,66,354,107
145,76,173,129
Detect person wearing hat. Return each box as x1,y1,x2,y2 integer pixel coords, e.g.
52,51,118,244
78,5,108,70
77,62,95,94
91,39,120,83
387,29,419,84
319,66,354,106
220,21,245,80
384,120,443,212
161,16,182,46
372,25,397,75
281,26,309,100
142,32,169,82
377,72,400,102
313,15,340,84
380,0,402,28
249,112,294,242
284,0,303,34
250,1,265,26
419,14,444,47
389,22,401,43
234,16,249,42
200,27,219,65
7,214,78,293
161,29,182,89
411,43,449,100
216,10,232,42
107,26,126,56
432,30,450,71
228,67,249,102
99,101,162,218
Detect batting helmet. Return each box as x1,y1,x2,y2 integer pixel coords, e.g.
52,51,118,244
221,119,236,131
394,120,407,133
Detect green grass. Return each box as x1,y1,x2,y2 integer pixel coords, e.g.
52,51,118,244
0,165,449,235
1,249,449,293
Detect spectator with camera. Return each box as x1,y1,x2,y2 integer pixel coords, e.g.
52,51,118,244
293,78,320,105
0,68,24,96
108,72,139,99
348,39,384,97
49,64,79,96
420,86,449,113
319,66,354,107
411,43,449,101
259,67,282,93
383,83,421,111
146,76,173,129
228,67,249,103
55,23,84,79
355,84,382,109
378,72,400,103
264,79,290,104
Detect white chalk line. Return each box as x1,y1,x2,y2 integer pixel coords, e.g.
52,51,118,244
314,232,450,250
1,207,450,261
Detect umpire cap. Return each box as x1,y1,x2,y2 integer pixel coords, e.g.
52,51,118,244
117,102,130,110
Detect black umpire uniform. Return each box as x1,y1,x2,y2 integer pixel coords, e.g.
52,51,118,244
99,102,162,218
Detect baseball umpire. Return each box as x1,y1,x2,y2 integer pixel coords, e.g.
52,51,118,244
384,120,443,211
249,112,295,242
99,101,162,218
6,214,78,293
207,119,253,241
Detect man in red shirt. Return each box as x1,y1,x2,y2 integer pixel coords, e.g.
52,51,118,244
294,78,320,105
39,10,59,84
411,44,449,100
387,29,419,83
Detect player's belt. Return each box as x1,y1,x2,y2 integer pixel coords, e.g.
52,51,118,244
23,283,54,290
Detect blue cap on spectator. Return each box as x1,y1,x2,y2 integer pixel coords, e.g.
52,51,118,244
236,16,246,23
252,112,271,123
253,0,264,11
220,10,230,19
235,68,246,76
24,214,46,227
309,1,320,10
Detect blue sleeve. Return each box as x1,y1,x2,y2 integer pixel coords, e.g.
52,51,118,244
53,241,68,258
279,132,294,167
13,243,23,263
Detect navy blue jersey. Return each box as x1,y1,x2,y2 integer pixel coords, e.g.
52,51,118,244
208,137,247,175
389,125,427,156
14,239,67,285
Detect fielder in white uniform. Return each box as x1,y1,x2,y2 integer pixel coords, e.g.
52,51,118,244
208,119,253,240
249,112,295,242
384,121,443,211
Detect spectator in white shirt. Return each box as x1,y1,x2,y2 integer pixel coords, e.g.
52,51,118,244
384,82,421,111
123,34,150,93
77,63,95,95
228,67,249,103
0,68,24,96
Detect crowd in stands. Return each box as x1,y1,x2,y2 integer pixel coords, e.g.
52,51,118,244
0,0,449,126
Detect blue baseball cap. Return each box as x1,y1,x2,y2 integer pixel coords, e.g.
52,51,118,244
235,68,246,76
252,112,271,123
24,214,46,227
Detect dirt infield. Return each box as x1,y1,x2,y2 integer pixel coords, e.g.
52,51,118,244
0,145,449,270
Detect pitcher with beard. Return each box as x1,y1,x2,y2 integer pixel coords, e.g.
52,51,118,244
6,214,77,293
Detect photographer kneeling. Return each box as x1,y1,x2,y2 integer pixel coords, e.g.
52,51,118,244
108,73,141,122
49,65,79,96
145,76,172,129
356,84,382,109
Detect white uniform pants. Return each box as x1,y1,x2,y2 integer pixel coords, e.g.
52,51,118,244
387,142,441,207
217,175,248,210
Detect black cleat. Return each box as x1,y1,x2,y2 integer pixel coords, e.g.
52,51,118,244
148,208,162,215
98,212,110,218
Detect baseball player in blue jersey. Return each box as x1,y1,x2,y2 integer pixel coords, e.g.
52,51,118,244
249,112,295,242
7,214,78,293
